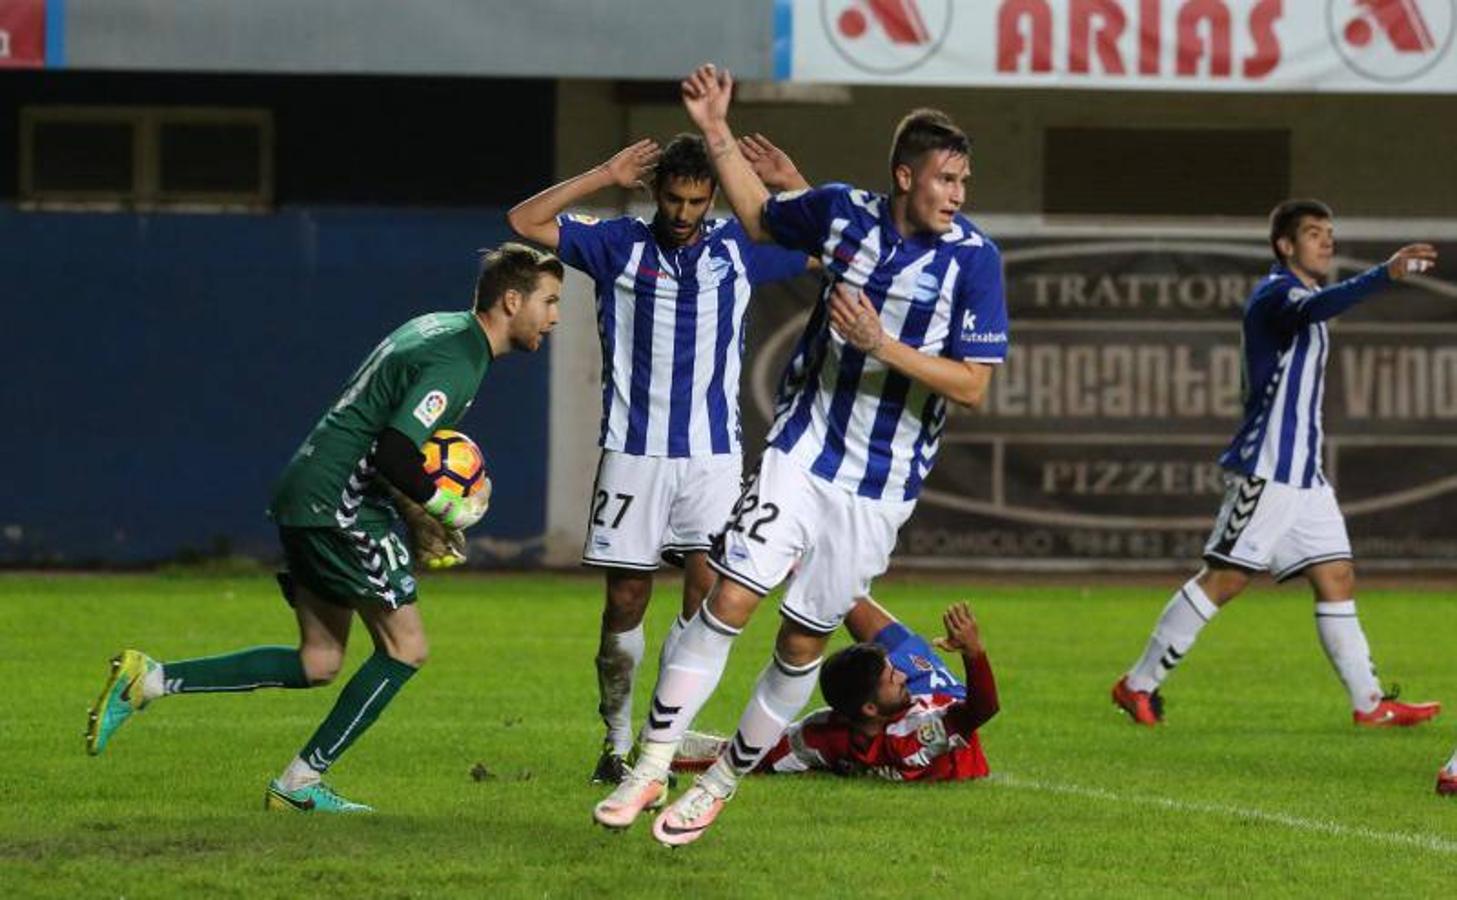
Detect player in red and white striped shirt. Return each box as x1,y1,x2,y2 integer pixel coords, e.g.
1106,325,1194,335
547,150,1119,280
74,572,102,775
675,598,999,783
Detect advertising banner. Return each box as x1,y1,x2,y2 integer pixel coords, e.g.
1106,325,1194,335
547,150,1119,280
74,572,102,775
743,235,1457,568
784,1,1457,93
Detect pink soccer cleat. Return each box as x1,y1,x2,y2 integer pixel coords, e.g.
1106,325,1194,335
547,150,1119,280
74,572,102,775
592,767,667,830
651,781,730,847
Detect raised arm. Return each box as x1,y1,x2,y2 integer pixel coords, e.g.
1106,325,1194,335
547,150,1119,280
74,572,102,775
505,139,660,250
739,133,810,193
681,64,772,242
1275,244,1439,328
829,283,995,409
934,602,1000,734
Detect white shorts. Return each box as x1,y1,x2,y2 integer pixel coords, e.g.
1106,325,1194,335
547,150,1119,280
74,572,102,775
1203,472,1352,582
581,449,742,571
710,448,916,634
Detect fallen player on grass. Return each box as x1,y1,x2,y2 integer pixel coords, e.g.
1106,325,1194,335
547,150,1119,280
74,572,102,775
673,598,999,782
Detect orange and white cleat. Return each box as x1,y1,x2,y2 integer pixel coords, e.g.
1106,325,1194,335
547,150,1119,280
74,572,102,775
651,780,731,847
1111,675,1164,726
592,767,667,830
1437,769,1457,797
1353,690,1440,728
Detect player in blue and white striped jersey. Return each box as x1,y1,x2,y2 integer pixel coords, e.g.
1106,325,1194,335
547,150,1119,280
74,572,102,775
593,64,1008,846
509,134,810,783
1113,199,1439,730
758,181,1007,505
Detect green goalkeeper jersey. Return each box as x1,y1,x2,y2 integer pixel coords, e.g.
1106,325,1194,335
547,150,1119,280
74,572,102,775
269,311,493,529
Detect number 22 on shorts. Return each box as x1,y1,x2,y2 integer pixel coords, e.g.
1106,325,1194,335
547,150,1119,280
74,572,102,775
727,492,779,543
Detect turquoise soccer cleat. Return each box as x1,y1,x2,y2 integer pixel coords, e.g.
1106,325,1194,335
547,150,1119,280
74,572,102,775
86,649,159,756
264,779,373,813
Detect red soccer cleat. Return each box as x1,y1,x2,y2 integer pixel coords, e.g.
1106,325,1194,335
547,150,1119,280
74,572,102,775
1352,692,1441,728
1111,676,1164,726
1437,770,1457,797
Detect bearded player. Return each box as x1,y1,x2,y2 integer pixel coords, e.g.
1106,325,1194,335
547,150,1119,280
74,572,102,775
508,134,810,783
595,65,1009,846
1111,201,1440,729
85,244,563,812
675,599,999,783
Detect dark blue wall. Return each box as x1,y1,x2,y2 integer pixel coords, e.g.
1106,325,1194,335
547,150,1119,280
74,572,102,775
0,206,549,564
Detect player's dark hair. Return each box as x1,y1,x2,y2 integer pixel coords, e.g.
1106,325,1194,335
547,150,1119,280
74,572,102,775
1269,199,1333,265
820,643,889,722
473,242,564,312
652,133,717,191
889,108,970,190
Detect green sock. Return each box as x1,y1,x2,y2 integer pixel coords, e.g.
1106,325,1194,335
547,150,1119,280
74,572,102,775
299,653,417,774
161,645,308,694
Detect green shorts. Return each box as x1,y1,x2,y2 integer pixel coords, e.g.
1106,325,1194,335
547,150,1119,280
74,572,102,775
276,523,418,611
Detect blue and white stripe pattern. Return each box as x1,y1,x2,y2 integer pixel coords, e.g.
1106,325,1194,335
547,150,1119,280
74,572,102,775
761,184,1009,501
557,214,806,458
876,622,966,700
1219,264,1390,488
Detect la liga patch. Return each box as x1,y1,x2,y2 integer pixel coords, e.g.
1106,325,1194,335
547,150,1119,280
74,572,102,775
413,390,449,428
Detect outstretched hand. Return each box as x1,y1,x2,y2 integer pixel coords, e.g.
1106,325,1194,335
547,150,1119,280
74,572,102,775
1386,243,1438,280
932,602,984,657
739,133,807,192
681,63,734,132
601,139,661,190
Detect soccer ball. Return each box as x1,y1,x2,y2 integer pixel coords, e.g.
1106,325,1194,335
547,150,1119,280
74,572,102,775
422,429,487,498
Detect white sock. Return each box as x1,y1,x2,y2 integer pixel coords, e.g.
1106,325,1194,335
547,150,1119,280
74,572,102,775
635,739,678,780
700,757,742,799
142,663,165,701
704,653,822,796
1315,599,1383,714
657,614,689,676
1126,578,1219,692
638,606,740,746
596,623,645,755
278,756,321,791
1444,748,1457,777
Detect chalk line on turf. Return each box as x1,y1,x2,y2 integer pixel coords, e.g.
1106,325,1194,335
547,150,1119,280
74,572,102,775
993,773,1457,856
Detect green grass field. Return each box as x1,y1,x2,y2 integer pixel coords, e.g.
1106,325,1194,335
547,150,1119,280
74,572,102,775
3,571,1456,897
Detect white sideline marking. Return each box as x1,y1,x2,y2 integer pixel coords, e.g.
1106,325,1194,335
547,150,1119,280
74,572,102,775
993,773,1457,856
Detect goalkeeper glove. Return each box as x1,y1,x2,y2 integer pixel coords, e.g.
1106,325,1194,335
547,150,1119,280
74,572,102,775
381,482,470,570
423,481,491,530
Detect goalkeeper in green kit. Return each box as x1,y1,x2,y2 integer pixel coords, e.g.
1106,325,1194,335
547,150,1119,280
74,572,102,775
85,243,563,813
